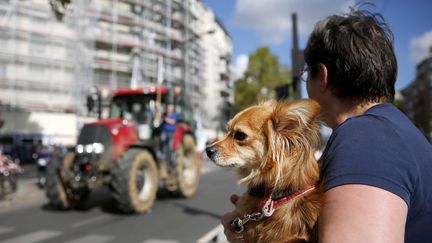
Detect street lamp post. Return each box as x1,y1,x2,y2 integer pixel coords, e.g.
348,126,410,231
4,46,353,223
291,13,305,100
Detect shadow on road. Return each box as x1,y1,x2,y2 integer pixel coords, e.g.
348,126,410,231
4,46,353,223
40,186,191,215
40,186,126,215
173,202,222,219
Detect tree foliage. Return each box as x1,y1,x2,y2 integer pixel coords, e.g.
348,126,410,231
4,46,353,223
49,0,71,21
234,47,291,114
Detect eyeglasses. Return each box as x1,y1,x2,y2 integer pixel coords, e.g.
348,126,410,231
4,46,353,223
300,67,309,82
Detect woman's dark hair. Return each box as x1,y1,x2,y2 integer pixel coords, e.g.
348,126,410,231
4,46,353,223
304,7,397,102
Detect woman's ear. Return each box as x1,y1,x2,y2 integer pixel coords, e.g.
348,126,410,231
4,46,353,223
317,63,328,92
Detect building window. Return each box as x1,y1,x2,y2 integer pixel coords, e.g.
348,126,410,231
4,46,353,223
29,35,47,56
30,42,45,55
132,4,143,15
0,38,7,50
27,64,47,80
0,62,6,77
32,15,47,25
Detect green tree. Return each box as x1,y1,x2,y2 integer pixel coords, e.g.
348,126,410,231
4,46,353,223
234,47,291,114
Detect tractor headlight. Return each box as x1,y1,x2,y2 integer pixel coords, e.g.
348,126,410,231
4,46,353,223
76,143,104,154
85,144,93,153
76,144,84,154
92,143,104,154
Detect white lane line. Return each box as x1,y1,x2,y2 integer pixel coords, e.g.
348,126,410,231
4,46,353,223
65,234,114,243
142,239,179,243
70,215,111,228
197,224,227,243
0,230,61,243
0,226,14,235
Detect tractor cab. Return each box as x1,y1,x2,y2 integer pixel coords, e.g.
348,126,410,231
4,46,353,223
109,86,194,141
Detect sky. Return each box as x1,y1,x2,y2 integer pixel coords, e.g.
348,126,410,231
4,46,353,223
202,0,432,96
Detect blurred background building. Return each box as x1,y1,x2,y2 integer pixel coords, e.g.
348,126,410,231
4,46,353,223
401,47,432,142
0,0,232,159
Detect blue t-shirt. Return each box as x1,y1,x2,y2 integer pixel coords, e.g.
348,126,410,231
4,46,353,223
161,112,177,133
320,103,432,242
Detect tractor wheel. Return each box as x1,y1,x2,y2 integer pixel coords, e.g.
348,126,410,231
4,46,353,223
45,152,74,209
111,149,158,214
171,134,200,198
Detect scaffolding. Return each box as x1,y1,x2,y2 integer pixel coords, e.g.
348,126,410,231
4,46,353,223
0,0,93,113
0,0,206,115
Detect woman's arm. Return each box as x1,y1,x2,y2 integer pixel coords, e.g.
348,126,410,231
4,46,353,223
319,184,408,243
221,194,246,243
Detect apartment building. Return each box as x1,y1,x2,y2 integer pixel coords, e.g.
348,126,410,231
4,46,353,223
401,51,432,142
200,5,232,137
0,0,88,113
0,0,232,147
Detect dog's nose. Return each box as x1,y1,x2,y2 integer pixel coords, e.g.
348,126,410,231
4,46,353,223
205,146,218,158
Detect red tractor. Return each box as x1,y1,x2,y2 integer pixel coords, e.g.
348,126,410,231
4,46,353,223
45,86,200,213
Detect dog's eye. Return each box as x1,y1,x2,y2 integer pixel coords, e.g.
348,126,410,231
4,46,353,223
233,131,247,141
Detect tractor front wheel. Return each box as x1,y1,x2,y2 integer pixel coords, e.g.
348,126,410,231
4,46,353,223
171,134,200,197
45,153,88,209
111,149,158,214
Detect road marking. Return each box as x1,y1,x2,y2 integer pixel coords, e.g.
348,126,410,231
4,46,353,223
197,224,227,243
65,234,114,243
0,226,14,235
0,230,61,243
142,239,179,243
70,215,110,228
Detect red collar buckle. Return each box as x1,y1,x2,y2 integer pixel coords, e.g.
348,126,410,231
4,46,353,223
258,183,317,218
261,198,275,217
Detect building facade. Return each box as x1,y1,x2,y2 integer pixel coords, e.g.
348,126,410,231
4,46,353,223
0,0,87,113
199,5,232,137
0,0,232,146
401,52,432,142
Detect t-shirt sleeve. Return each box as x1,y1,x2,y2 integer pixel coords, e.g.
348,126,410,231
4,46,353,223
321,115,418,206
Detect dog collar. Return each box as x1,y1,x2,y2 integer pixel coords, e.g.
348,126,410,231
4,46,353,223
258,183,317,217
231,183,317,233
249,184,297,200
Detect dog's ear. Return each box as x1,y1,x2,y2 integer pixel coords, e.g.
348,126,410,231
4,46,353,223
261,100,320,183
262,100,321,188
263,118,278,171
271,99,320,136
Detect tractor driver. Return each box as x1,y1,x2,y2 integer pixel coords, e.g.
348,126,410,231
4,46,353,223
161,104,177,166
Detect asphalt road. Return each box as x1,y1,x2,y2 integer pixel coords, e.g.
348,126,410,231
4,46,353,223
0,161,243,243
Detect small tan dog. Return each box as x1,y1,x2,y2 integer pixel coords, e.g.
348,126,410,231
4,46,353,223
206,99,322,243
